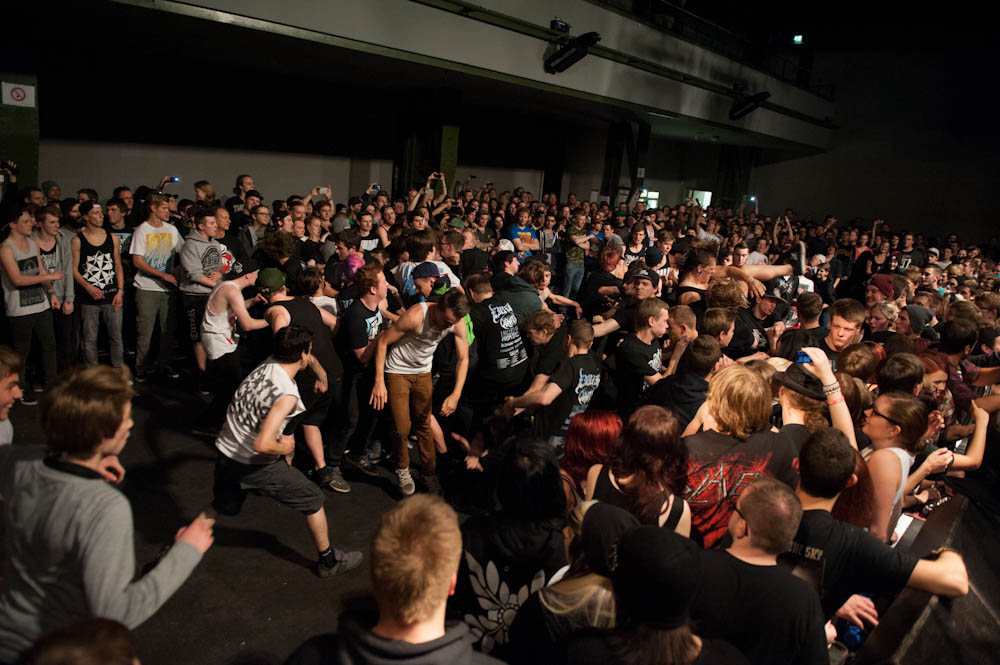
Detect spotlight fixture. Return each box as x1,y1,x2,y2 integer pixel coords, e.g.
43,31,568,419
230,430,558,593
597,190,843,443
793,34,804,45
728,82,771,121
550,18,570,34
544,32,601,74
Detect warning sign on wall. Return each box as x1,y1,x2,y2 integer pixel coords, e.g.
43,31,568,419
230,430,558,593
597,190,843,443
1,82,36,108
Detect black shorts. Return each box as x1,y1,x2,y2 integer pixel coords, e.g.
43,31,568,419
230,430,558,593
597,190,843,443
183,293,209,343
212,453,325,516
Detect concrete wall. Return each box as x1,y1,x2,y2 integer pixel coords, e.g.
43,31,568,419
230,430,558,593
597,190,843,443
39,140,357,204
165,0,833,149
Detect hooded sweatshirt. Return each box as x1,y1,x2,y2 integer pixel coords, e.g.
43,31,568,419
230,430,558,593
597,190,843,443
284,611,504,665
490,272,542,324
179,229,223,295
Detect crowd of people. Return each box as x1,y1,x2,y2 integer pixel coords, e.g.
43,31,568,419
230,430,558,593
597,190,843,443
0,157,994,664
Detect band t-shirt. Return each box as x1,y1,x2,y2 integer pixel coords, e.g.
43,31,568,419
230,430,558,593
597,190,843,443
337,298,384,375
778,509,919,618
533,354,601,440
683,425,807,548
509,224,537,256
215,359,305,465
470,295,529,385
614,333,661,411
691,550,828,665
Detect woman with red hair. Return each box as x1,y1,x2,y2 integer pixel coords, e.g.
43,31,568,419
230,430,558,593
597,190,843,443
560,411,621,515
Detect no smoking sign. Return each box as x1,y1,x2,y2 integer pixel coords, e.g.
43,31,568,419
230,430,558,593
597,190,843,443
2,82,36,108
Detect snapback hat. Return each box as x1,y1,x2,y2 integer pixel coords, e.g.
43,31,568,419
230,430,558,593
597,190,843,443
256,267,286,294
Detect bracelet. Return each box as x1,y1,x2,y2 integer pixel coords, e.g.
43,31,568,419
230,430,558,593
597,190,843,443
822,382,841,396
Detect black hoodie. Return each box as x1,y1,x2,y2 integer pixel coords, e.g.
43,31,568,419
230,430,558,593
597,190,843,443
285,611,505,665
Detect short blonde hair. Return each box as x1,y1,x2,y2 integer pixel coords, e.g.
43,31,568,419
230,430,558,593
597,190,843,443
371,495,462,625
707,365,770,439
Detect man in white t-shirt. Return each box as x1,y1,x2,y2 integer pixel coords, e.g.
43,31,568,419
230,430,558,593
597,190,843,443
0,346,23,445
130,194,183,381
210,325,362,578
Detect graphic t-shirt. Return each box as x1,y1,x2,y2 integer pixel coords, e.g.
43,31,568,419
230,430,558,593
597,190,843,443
691,550,828,665
509,224,537,256
532,354,601,439
614,333,661,412
1,237,48,317
778,509,918,618
470,295,529,386
215,359,305,465
562,228,587,264
76,231,118,305
337,298,384,375
131,221,182,292
683,425,807,548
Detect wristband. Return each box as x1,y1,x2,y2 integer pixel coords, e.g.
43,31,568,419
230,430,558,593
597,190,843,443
826,396,845,406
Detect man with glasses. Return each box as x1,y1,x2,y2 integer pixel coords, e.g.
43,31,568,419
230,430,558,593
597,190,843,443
690,477,827,664
238,204,270,259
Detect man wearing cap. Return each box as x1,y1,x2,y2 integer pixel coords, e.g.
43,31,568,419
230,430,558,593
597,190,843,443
259,268,348,493
728,286,785,359
408,262,444,307
592,268,659,339
232,189,262,229
690,477,828,665
864,273,895,308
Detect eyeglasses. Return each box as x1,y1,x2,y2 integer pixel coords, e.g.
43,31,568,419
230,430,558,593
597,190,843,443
869,406,901,427
729,495,750,534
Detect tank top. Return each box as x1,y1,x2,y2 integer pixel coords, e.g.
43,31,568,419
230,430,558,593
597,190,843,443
863,445,914,539
76,230,118,305
273,298,343,396
1,237,49,317
384,302,452,375
675,284,706,303
202,282,240,360
592,466,683,529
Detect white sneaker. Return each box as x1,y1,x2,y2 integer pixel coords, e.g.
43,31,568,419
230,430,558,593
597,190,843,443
396,468,415,496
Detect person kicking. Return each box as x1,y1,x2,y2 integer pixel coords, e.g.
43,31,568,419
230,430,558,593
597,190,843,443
209,324,362,578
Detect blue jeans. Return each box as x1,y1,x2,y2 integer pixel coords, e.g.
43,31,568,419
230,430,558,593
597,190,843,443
562,262,585,300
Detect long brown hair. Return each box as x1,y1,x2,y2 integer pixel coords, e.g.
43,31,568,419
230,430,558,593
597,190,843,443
609,623,701,665
608,406,686,522
831,450,875,528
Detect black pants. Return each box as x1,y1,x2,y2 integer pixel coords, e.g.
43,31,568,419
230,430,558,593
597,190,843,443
202,349,244,426
9,310,57,387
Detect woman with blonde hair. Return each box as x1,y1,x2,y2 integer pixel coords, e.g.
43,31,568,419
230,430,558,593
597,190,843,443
683,350,856,547
193,180,219,207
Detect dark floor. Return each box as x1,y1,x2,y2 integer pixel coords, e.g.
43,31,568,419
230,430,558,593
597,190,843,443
9,375,398,665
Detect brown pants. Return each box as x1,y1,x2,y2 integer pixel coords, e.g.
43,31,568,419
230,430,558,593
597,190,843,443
386,372,435,473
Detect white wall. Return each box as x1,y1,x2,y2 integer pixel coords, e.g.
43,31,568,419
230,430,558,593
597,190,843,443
454,165,543,198
38,140,387,204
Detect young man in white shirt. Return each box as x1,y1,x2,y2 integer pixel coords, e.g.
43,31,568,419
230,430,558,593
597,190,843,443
130,194,183,381
210,325,362,578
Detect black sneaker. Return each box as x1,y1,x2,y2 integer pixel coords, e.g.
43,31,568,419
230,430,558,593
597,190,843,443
317,549,363,578
134,368,147,383
314,466,351,493
160,364,180,379
423,473,443,496
343,455,380,477
19,391,38,406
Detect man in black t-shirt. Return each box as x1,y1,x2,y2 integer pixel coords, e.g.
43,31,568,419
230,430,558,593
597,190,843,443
729,288,784,359
778,428,968,624
690,477,828,665
465,275,530,430
504,320,601,450
333,262,389,475
614,297,669,417
816,298,865,369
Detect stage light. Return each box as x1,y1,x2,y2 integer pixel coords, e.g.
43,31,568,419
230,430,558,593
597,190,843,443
793,34,804,45
544,32,601,74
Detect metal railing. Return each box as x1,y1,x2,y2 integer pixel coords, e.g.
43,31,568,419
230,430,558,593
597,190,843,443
590,0,836,100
